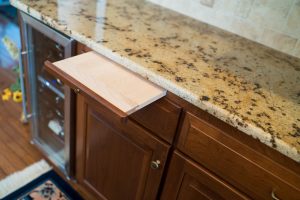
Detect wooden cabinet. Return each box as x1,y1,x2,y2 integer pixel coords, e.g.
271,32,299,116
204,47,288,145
44,43,300,200
176,111,300,200
77,43,92,54
161,151,249,200
75,94,169,200
44,48,169,200
130,96,181,143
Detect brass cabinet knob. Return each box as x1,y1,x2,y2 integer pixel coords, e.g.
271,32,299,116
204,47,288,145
271,190,280,200
74,88,80,94
150,160,161,170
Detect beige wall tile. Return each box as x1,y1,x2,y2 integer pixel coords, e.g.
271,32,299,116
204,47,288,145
210,11,233,30
192,4,217,24
235,0,254,18
200,0,215,8
231,18,262,41
247,2,266,27
158,0,192,12
152,0,209,23
148,0,300,58
261,29,298,53
248,0,294,30
214,0,238,14
286,0,300,38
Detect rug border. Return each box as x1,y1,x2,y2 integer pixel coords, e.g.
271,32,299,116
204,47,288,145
2,170,83,200
0,159,51,198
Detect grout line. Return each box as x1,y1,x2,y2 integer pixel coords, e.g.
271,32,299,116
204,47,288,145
293,39,300,57
282,0,296,35
282,0,293,33
281,0,300,40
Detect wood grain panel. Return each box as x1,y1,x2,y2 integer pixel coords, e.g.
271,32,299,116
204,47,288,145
76,94,170,200
177,111,300,200
161,151,249,200
130,95,182,143
77,43,92,54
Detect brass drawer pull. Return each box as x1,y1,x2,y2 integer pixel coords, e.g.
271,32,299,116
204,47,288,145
271,190,280,200
74,88,80,94
151,160,161,170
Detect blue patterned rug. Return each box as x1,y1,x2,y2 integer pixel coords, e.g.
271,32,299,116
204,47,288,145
2,170,83,200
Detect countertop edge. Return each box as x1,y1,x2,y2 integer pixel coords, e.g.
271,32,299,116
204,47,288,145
11,0,300,162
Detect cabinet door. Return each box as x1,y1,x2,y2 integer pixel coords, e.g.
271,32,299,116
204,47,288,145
76,94,169,200
161,151,249,200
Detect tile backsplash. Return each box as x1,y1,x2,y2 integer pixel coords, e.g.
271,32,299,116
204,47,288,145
149,0,300,58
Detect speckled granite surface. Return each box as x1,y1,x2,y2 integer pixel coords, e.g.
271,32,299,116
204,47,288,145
11,0,300,162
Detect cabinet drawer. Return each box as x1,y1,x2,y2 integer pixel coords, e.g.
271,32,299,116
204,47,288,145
177,112,300,200
77,43,92,54
161,151,248,200
44,51,166,117
130,96,181,143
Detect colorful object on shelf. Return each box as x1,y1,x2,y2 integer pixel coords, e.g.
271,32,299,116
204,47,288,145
12,90,22,103
2,35,18,60
1,34,22,103
0,13,20,69
1,88,12,101
1,36,22,103
48,119,64,137
1,88,22,103
9,67,21,92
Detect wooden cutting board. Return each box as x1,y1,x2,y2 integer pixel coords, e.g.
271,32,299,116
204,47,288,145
49,51,166,115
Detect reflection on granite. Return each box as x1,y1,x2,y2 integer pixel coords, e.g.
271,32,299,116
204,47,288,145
11,0,300,162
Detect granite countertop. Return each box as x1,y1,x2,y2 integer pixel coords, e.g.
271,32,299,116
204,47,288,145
10,0,300,162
